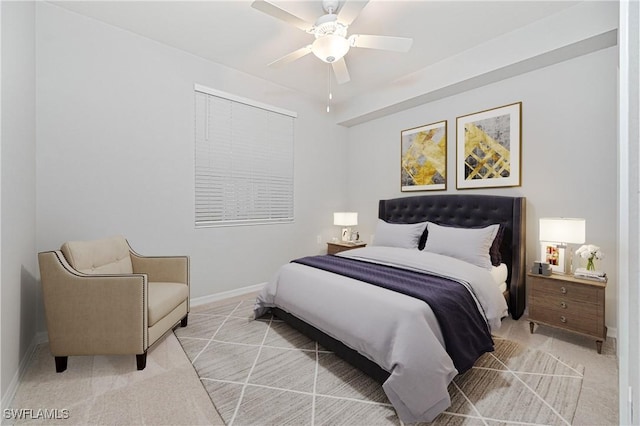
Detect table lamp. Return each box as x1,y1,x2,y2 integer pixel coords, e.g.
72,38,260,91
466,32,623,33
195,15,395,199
333,212,358,242
539,217,586,273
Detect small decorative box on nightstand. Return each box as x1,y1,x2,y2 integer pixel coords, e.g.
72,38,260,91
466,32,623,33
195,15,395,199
527,272,607,353
327,241,366,255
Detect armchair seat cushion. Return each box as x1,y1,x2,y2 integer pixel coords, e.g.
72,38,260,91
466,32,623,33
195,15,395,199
148,282,190,327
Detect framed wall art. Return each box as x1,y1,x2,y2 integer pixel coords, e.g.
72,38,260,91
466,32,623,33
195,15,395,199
456,102,521,189
401,120,447,192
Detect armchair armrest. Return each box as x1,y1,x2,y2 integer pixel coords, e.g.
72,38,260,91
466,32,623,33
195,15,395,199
129,248,189,285
129,249,190,312
38,251,149,356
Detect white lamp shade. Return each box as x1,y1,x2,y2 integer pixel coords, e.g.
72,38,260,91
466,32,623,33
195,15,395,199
539,218,586,244
333,212,358,227
312,35,350,63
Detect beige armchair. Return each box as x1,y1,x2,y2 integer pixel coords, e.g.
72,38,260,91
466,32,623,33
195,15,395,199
38,236,190,372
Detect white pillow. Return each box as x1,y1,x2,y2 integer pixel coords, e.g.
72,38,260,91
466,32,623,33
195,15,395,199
372,219,428,249
423,222,499,270
490,263,509,286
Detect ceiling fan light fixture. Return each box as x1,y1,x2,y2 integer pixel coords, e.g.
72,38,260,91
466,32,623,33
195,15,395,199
311,34,350,63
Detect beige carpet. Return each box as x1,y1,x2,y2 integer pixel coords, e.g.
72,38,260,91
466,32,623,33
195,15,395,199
9,332,222,425
176,298,585,426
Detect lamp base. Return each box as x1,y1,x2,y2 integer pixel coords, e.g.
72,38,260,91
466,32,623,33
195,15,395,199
567,246,576,274
341,227,351,242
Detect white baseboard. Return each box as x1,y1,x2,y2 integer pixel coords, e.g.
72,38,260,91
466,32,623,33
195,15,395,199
1,334,41,418
190,282,267,307
607,326,617,339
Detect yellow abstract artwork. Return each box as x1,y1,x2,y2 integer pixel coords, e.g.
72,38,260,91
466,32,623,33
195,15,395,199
463,122,511,180
456,102,521,189
401,121,447,191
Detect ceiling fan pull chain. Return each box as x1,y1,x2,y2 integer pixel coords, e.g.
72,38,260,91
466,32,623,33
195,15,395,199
327,63,332,113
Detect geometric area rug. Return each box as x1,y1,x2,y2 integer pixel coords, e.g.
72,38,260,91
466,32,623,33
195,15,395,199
175,297,584,426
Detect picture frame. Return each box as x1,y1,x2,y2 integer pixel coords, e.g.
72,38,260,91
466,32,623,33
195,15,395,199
456,102,521,189
401,120,447,192
540,243,565,274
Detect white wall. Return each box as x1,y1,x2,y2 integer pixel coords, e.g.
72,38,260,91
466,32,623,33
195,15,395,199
618,1,640,423
1,0,37,404
346,47,618,330
35,3,348,330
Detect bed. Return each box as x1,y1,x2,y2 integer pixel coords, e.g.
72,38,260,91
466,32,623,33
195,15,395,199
254,194,526,423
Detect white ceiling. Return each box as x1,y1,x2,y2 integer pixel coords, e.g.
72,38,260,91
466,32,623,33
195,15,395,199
51,0,580,106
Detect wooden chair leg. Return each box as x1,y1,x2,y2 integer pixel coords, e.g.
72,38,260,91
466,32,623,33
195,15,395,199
136,352,147,370
54,356,68,373
180,314,188,327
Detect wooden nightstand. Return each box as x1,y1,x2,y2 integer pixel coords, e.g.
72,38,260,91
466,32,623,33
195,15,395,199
327,241,367,255
527,272,607,353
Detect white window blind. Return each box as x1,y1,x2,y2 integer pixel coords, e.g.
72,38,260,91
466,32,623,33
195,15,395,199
195,86,295,227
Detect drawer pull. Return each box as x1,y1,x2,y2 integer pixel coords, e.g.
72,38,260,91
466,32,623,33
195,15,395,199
560,301,567,309
560,286,567,294
560,316,567,323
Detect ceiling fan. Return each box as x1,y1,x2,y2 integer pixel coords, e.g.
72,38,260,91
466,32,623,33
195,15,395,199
251,0,413,84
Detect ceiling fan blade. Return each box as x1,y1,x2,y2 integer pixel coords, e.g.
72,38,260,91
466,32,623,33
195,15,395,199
336,0,369,26
349,34,413,52
267,45,312,67
251,0,313,32
332,57,351,85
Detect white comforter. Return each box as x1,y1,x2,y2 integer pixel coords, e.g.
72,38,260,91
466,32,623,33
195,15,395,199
254,246,508,423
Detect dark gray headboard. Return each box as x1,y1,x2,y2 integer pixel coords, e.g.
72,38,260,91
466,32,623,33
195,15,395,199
379,194,526,319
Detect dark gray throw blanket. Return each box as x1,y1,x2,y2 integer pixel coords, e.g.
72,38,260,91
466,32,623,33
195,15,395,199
292,255,494,373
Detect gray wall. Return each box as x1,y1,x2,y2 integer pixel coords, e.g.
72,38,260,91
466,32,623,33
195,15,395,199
1,1,38,401
345,47,619,331
618,1,640,423
35,1,349,331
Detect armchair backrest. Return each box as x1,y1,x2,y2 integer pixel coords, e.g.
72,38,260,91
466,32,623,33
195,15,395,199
60,235,133,275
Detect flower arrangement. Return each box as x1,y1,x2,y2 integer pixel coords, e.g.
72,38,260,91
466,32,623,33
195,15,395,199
576,244,605,271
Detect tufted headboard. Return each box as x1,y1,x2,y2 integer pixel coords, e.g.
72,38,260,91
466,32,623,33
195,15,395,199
379,194,526,319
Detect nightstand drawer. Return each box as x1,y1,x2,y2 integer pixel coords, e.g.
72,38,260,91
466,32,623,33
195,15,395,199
530,292,600,313
529,304,604,337
529,276,599,303
327,242,366,255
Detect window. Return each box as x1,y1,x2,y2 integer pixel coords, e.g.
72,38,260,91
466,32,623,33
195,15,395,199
194,85,296,227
